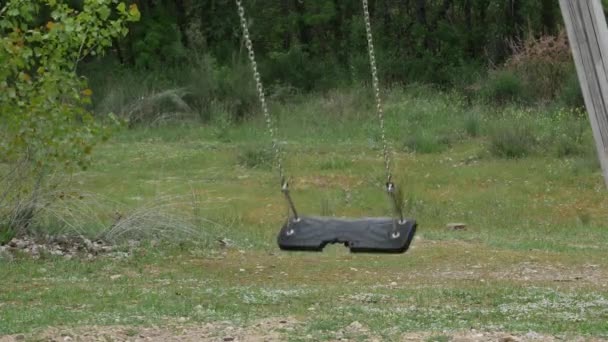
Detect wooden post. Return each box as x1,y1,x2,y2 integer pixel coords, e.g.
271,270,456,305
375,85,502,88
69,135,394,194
560,0,608,187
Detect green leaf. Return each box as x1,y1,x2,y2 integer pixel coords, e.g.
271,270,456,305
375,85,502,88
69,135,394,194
117,2,126,14
98,7,110,20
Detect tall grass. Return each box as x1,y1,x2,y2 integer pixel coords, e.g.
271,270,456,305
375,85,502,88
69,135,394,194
83,54,259,126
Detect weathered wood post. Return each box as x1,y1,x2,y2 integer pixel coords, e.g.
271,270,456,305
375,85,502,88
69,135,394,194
560,0,608,187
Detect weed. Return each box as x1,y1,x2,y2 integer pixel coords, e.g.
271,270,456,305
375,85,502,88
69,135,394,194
554,133,584,158
210,104,233,143
489,121,536,158
237,147,274,169
464,113,481,137
577,210,592,226
0,224,15,245
403,131,452,154
125,328,139,337
319,157,352,170
571,149,601,175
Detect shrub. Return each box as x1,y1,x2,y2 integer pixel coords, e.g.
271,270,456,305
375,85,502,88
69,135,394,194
0,0,139,234
215,62,260,121
505,31,572,103
479,70,526,104
489,121,536,158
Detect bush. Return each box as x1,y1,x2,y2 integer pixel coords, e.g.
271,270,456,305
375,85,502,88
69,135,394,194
505,31,572,103
215,62,260,121
0,0,138,234
479,70,526,104
489,121,536,158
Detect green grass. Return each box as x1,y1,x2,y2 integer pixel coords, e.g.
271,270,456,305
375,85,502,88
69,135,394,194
1,87,607,340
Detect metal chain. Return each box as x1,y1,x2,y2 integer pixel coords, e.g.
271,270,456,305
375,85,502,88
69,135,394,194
362,0,393,185
362,0,405,227
236,0,300,220
235,0,284,183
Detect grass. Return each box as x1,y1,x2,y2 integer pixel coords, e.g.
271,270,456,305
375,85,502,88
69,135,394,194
1,86,607,340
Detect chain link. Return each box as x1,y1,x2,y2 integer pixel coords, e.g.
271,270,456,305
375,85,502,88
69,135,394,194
235,0,285,184
362,0,393,185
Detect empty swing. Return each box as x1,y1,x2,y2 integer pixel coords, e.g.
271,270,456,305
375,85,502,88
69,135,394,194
235,0,417,253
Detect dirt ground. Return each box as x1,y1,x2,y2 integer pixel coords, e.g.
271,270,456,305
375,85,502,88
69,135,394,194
1,318,605,342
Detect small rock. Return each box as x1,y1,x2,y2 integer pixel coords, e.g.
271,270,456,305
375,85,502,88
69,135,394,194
390,281,397,286
14,334,25,341
63,336,73,341
346,321,366,333
110,274,122,280
54,235,69,245
525,331,543,340
101,246,114,253
447,223,467,230
223,337,234,342
239,268,245,272
15,239,29,249
51,249,64,256
499,336,520,342
217,238,233,248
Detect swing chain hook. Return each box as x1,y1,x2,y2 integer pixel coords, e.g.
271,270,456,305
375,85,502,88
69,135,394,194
386,181,404,224
281,178,300,222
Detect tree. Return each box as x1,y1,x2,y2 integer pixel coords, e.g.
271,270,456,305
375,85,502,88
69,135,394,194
0,0,140,235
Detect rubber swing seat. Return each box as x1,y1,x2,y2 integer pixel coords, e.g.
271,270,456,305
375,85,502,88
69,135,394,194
277,216,416,253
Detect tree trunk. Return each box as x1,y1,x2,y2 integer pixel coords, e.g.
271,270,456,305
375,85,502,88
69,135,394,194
295,0,311,48
541,0,557,35
507,0,524,41
174,0,189,49
415,0,430,51
464,0,473,58
416,0,427,27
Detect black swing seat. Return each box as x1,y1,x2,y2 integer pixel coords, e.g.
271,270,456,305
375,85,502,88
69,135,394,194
277,216,416,253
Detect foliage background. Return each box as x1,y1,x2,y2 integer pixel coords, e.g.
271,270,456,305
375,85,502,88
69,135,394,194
105,0,564,87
